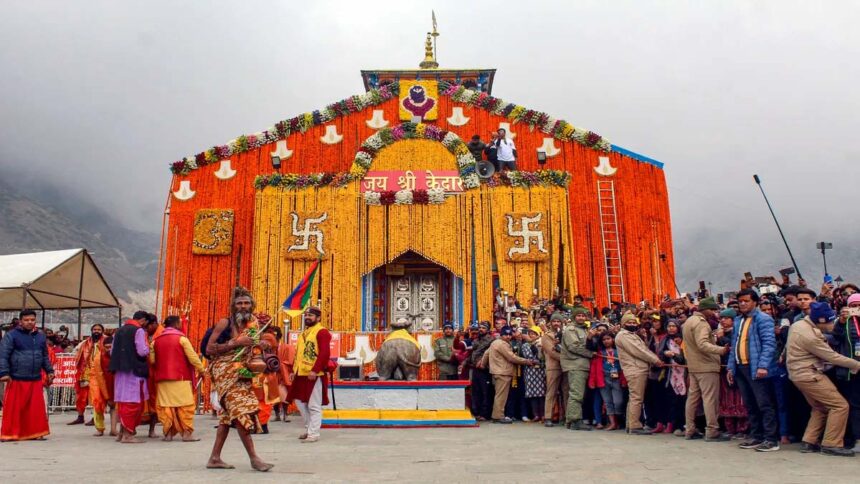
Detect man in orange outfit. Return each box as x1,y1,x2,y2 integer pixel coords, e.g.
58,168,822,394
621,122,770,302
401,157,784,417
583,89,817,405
82,325,116,436
151,315,204,441
255,327,281,433
68,325,105,426
276,327,296,422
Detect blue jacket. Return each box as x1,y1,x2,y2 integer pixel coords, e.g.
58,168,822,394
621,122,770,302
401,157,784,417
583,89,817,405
0,326,54,381
727,308,778,378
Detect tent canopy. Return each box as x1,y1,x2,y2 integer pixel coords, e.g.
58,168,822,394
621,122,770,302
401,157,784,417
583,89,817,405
0,249,120,311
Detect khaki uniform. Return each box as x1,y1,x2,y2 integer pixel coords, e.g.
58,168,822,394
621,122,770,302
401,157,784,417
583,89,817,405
615,328,661,430
787,316,860,448
481,339,533,420
681,312,725,437
541,332,563,420
559,323,592,423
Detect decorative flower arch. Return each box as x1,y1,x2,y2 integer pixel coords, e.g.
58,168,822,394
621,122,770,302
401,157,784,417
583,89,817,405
349,122,481,190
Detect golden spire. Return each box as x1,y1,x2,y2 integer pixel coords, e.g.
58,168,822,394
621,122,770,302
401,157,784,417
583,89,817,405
419,11,439,69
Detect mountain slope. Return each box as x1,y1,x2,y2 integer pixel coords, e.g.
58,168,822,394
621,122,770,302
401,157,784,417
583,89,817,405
0,177,160,308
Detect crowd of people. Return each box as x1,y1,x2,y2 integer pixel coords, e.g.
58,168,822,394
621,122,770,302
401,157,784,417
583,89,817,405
3,274,860,466
436,278,860,457
0,287,332,472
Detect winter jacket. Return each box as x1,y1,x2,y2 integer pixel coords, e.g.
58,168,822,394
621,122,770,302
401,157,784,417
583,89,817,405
787,316,860,383
727,309,778,378
559,323,592,372
481,339,532,377
0,326,54,381
615,328,661,377
832,315,860,380
682,312,724,373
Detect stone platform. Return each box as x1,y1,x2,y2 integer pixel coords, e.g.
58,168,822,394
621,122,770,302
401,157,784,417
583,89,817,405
322,380,476,428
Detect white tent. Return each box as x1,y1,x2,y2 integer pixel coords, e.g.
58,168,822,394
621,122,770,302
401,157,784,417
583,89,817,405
0,248,119,312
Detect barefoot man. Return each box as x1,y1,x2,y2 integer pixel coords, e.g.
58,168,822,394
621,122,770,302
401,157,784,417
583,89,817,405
205,287,274,472
151,315,204,442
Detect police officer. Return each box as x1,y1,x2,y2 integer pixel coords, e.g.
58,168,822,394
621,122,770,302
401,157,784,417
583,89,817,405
788,301,860,457
434,323,458,381
560,308,593,430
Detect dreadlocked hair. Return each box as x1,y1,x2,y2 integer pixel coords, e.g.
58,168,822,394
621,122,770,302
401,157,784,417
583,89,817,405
231,286,256,314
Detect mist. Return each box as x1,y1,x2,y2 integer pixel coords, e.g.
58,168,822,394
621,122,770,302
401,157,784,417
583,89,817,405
1,0,858,292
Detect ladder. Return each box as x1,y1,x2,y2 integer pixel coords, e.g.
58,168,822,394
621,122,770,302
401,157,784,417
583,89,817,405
597,180,626,303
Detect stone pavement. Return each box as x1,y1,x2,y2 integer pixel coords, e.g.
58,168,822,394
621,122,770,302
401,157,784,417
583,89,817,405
0,414,857,483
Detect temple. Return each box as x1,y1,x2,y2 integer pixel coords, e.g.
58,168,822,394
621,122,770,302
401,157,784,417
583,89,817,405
159,20,675,375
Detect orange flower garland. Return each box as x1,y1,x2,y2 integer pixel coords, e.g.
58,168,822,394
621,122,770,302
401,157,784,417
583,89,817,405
162,82,675,351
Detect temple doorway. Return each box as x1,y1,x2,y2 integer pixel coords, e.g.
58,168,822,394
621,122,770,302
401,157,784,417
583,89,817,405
368,251,461,331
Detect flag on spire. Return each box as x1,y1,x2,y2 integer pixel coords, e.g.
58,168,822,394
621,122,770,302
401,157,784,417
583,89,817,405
282,259,320,317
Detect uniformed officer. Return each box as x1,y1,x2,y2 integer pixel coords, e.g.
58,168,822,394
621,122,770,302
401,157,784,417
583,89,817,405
434,323,458,381
560,308,593,430
616,312,665,434
788,301,860,457
682,297,731,441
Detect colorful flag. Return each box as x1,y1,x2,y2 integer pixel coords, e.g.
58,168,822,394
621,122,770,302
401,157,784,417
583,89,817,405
282,259,320,317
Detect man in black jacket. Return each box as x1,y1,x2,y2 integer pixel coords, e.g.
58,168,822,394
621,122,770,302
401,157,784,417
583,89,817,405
0,309,54,441
109,311,151,443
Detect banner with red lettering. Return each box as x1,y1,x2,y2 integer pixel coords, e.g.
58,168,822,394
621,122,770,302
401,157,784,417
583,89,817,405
53,353,77,388
359,170,464,193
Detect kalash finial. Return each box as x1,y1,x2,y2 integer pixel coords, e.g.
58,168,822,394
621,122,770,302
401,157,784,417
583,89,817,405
419,11,439,69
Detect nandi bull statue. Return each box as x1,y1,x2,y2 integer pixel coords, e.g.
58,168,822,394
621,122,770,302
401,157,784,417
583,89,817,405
375,318,421,381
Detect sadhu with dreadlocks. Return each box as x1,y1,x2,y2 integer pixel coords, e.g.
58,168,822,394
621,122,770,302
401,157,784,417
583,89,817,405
204,287,274,472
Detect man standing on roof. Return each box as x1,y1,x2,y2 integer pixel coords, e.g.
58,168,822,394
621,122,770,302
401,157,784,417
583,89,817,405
493,128,517,171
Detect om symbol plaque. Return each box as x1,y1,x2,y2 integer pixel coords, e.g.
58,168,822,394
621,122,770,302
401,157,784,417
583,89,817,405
192,209,235,255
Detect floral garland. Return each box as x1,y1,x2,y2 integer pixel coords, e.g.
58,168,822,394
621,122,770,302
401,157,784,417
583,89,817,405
365,188,446,206
350,122,480,190
483,169,571,188
170,83,400,175
254,170,570,193
438,81,611,152
253,172,356,190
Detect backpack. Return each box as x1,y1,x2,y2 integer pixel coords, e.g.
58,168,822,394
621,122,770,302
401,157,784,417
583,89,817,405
200,324,232,359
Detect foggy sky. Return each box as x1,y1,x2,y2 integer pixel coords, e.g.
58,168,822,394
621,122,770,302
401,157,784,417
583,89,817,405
1,1,858,290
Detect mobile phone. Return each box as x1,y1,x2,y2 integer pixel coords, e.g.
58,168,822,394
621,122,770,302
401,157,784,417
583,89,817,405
744,272,753,281
779,267,795,276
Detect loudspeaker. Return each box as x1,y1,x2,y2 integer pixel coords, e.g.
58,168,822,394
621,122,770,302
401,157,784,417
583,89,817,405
477,161,496,178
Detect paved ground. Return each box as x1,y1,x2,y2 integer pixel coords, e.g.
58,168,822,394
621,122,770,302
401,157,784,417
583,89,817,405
0,413,857,483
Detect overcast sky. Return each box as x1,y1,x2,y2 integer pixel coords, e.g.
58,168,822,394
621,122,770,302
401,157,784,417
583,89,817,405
1,1,858,288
